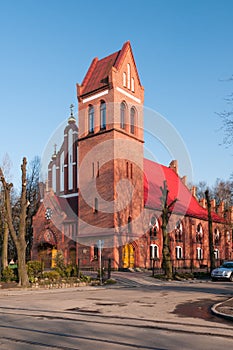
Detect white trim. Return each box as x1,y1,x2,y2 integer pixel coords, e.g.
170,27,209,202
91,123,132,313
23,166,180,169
64,164,68,168
73,131,78,135
59,193,78,198
56,166,60,170
72,162,76,165
83,90,109,104
116,87,141,103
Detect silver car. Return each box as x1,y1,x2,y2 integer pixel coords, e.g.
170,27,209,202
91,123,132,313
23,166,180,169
211,261,233,282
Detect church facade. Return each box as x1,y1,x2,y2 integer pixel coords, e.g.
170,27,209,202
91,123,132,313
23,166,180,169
32,42,233,270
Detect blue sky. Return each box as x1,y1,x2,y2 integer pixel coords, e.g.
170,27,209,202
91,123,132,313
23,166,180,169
0,0,232,188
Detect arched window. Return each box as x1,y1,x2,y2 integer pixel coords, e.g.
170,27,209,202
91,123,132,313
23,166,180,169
120,102,126,129
88,105,94,133
128,216,132,234
149,215,159,239
130,107,135,134
196,223,203,243
196,247,203,260
214,228,220,244
150,244,159,260
175,220,183,241
176,246,183,259
100,101,106,129
127,63,131,89
123,72,126,87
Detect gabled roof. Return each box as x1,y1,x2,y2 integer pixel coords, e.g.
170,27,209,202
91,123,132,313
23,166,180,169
79,41,141,96
144,158,224,223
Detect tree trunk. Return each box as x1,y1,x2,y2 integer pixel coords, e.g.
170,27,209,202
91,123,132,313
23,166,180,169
0,157,30,287
205,190,215,272
162,211,173,279
2,220,9,269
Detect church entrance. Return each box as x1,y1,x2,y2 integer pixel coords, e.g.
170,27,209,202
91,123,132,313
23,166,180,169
122,243,135,268
38,243,56,269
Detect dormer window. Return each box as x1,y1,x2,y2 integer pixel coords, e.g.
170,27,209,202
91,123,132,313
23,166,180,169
88,105,94,133
123,72,126,87
100,101,106,129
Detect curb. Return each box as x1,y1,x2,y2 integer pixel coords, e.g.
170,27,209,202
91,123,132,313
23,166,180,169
211,297,233,322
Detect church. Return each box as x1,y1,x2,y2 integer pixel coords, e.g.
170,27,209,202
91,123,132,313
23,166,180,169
32,41,233,270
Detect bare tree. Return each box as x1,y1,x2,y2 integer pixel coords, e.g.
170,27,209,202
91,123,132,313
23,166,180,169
0,157,29,287
160,180,177,279
0,154,13,269
218,77,233,148
26,156,41,261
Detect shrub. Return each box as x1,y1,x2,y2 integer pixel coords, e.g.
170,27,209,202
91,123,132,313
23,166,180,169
27,261,43,282
2,266,16,282
43,270,60,281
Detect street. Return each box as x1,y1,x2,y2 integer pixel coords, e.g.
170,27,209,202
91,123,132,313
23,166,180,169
0,272,232,349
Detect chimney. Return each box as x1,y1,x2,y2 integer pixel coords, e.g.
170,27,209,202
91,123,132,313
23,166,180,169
169,160,178,174
218,201,225,216
191,186,197,198
210,199,216,211
181,176,187,186
199,198,206,208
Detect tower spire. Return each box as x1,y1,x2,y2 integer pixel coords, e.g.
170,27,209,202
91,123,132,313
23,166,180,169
68,103,76,124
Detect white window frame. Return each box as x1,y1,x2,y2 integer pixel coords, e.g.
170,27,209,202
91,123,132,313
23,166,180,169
123,72,126,87
214,249,219,260
150,244,159,260
176,246,183,259
196,247,203,260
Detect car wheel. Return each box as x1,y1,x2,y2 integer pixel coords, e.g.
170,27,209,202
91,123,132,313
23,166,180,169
229,274,233,282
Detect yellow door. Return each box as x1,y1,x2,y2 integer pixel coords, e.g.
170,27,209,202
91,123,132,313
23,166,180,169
51,248,57,268
123,244,134,268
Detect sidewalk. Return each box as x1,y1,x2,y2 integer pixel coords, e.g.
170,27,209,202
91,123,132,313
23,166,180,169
212,297,233,321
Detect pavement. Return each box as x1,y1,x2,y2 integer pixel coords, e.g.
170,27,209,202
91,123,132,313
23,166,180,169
1,269,233,322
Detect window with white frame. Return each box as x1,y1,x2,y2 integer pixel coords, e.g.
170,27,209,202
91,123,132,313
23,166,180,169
176,246,183,259
131,77,135,92
149,215,159,238
100,100,106,129
120,102,126,129
196,223,203,243
88,105,94,133
127,63,131,89
123,72,126,87
130,107,135,134
150,244,159,260
196,247,203,260
214,249,219,260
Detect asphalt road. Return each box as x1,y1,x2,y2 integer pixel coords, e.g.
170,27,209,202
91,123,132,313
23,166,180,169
0,272,232,349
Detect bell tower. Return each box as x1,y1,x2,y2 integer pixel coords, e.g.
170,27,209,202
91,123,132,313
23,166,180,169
77,41,144,252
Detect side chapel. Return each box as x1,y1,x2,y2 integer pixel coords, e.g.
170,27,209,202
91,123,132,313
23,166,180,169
32,41,233,270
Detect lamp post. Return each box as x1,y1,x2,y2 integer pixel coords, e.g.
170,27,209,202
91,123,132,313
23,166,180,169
97,240,104,285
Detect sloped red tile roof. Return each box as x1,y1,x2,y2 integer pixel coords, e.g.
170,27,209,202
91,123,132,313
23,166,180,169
80,41,141,96
144,158,224,223
81,51,120,95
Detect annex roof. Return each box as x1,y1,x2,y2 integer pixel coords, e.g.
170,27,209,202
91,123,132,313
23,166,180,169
144,158,224,223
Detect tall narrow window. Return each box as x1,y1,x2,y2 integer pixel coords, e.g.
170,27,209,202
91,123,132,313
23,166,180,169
88,105,94,133
131,77,135,92
68,129,73,190
120,102,126,129
94,197,98,213
92,162,95,178
128,216,132,234
100,101,106,129
126,161,129,178
176,246,183,259
52,164,56,193
123,72,126,87
150,244,159,260
60,151,64,192
130,107,135,134
130,163,133,179
197,247,203,260
127,63,131,89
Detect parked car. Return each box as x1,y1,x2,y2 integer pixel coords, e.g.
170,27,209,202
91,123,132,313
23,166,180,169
211,261,233,282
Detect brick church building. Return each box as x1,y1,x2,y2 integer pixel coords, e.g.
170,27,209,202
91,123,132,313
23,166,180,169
32,41,233,270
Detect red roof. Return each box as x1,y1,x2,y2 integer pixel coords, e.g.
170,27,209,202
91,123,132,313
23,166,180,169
80,41,141,96
81,51,120,95
144,158,224,223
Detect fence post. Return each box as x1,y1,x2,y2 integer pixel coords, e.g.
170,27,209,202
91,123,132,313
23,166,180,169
107,258,111,279
77,258,80,279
